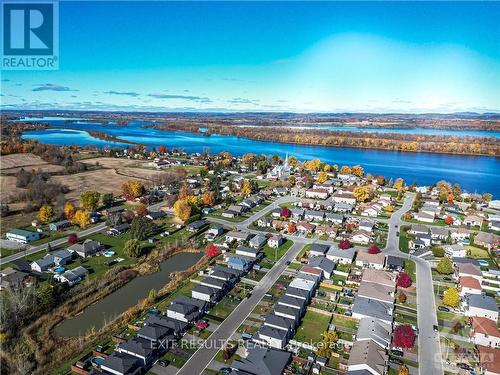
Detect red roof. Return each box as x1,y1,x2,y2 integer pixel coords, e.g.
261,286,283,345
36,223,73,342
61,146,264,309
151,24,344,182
477,345,500,374
459,276,482,290
472,317,500,338
301,266,322,276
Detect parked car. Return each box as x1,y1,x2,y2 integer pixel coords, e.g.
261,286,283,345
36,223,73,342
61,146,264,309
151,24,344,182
443,276,452,281
389,358,403,365
457,363,472,371
433,325,439,332
219,367,232,374
391,349,404,357
438,306,450,312
157,360,169,367
286,261,291,265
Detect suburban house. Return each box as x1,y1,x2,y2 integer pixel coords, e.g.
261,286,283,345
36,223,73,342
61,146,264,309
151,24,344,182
477,345,500,375
100,352,143,375
205,225,223,241
463,215,482,227
309,243,330,257
186,220,207,233
456,263,483,283
276,295,307,315
226,231,252,243
357,282,395,304
409,224,429,236
347,340,388,375
352,297,393,325
6,229,41,243
268,234,284,248
284,286,310,302
355,251,386,270
361,269,396,288
475,232,500,250
386,256,404,272
166,296,206,322
31,249,73,272
409,234,432,250
351,230,372,244
254,325,288,349
296,221,315,234
304,210,325,222
443,244,467,258
305,188,329,199
290,208,305,221
231,346,292,375
116,338,155,366
249,234,267,249
356,317,392,349
326,246,356,264
332,192,357,205
308,256,335,279
227,255,253,272
471,317,500,348
315,225,337,237
199,276,229,291
191,284,221,303
0,268,32,290
68,239,102,258
325,212,344,224
55,266,88,286
463,294,499,321
414,211,435,223
107,223,130,236
264,313,295,336
48,220,70,231
146,211,166,220
459,276,482,297
236,246,260,259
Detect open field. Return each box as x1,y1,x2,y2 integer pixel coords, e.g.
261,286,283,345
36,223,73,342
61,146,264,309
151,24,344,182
0,153,49,169
293,310,331,344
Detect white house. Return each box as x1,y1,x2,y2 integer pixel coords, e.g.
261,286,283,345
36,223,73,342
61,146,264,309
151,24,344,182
471,317,500,348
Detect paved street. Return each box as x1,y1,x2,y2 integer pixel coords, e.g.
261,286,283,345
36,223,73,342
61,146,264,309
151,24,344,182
383,193,444,375
0,201,166,265
176,240,305,375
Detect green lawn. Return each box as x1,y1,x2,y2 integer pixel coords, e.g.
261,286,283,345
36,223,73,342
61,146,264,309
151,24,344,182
466,245,490,259
293,310,331,344
399,227,410,253
262,239,293,261
404,260,416,282
331,315,359,330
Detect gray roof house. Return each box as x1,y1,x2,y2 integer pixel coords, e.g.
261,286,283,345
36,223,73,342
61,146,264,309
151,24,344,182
285,286,310,301
326,245,356,264
231,346,292,375
100,352,143,375
264,313,295,334
308,256,336,279
191,284,221,303
274,304,301,323
68,239,102,258
199,276,229,290
309,243,330,257
356,318,393,349
137,323,172,343
249,234,268,249
117,337,155,365
352,297,393,325
276,295,307,313
144,315,188,336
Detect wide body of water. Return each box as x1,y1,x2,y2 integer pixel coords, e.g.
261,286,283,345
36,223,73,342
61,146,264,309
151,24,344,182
20,118,500,196
55,251,203,337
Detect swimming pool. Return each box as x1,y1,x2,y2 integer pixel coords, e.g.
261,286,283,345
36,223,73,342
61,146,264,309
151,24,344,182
54,266,65,273
103,251,115,257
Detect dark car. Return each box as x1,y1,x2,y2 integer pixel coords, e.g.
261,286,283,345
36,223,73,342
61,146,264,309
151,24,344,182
433,325,439,332
286,261,291,265
245,293,252,298
157,360,169,367
390,358,404,366
391,349,404,357
219,368,232,374
457,363,472,370
438,306,450,312
443,276,452,281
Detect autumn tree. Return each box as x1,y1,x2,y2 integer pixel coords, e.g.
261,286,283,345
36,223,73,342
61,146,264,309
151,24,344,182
404,212,413,221
206,244,221,257
242,153,257,169
241,179,252,196
135,203,148,217
398,364,409,375
393,324,415,349
280,207,291,218
443,287,460,308
68,233,78,245
444,216,454,225
38,205,54,223
398,292,407,304
353,185,371,202
304,159,322,172
368,245,380,254
351,165,364,177
178,184,192,200
64,201,77,220
339,239,351,250
80,191,101,211
394,178,405,191
124,239,141,258
316,330,338,358
397,272,412,288
436,257,453,275
202,191,215,206
288,222,297,234
386,204,394,213
317,172,328,184
122,180,144,200
173,199,192,221
432,246,445,257
73,209,90,229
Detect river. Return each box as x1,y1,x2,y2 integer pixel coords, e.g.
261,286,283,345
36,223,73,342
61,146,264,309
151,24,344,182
20,118,500,196
55,251,203,337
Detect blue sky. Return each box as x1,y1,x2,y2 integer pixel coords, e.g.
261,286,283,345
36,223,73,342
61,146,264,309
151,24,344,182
2,1,499,113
